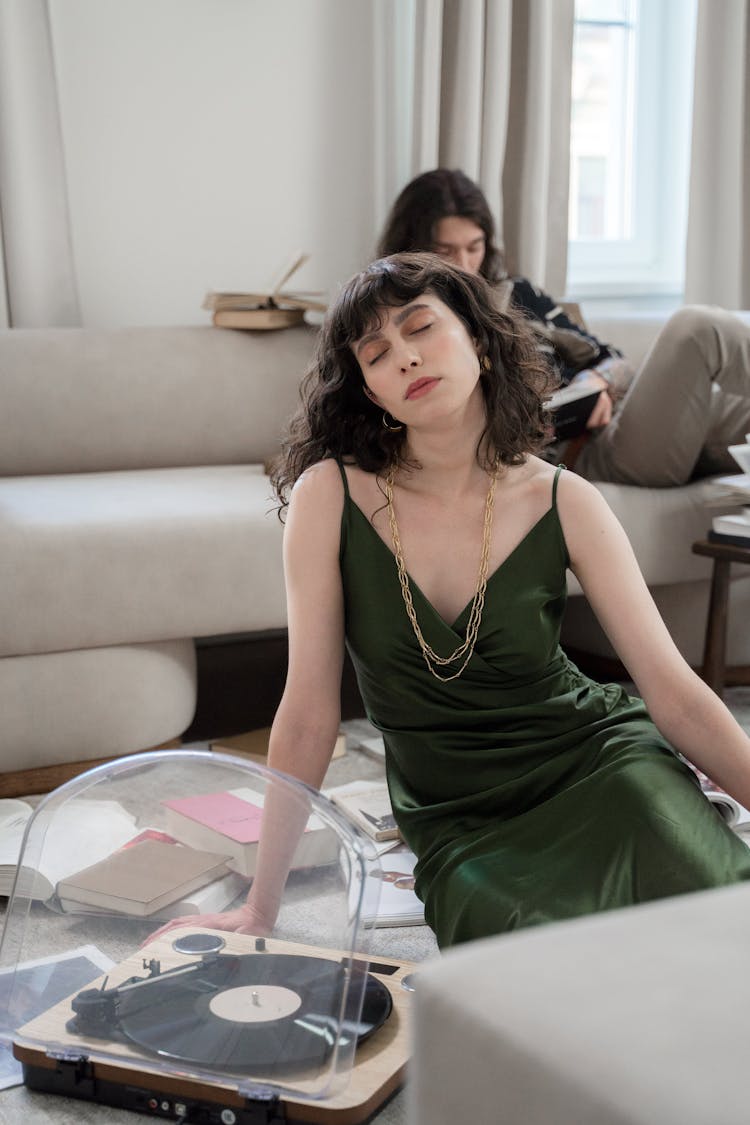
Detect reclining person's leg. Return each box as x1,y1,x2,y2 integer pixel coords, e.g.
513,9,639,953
577,306,750,486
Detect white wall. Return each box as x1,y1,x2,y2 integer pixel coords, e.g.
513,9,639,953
49,0,377,327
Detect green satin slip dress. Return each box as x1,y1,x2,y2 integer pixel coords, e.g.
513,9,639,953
337,462,750,948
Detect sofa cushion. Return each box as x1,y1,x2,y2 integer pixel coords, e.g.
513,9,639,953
566,475,740,594
0,324,317,476
0,465,285,656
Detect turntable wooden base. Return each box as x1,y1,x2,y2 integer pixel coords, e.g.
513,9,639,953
13,928,417,1125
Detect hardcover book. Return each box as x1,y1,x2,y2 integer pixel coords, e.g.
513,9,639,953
56,829,248,919
203,251,327,331
708,530,750,549
325,780,401,843
162,787,339,877
55,839,230,916
709,509,750,548
546,380,601,441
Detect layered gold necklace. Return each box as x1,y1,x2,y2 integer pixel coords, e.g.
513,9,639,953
384,465,498,682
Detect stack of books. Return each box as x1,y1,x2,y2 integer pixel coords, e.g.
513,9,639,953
203,252,327,330
56,836,234,917
706,439,750,546
162,787,339,877
709,507,750,548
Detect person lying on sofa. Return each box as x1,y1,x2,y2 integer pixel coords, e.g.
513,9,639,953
151,252,750,949
377,167,750,488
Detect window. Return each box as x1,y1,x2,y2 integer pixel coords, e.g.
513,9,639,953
567,0,698,303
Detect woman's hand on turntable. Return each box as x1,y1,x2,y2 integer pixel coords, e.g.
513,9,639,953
143,903,274,947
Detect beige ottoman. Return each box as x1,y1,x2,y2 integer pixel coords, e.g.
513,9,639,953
410,884,750,1125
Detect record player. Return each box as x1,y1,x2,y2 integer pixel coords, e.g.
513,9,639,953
0,750,417,1124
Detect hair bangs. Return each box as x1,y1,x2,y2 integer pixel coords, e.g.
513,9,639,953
329,258,433,351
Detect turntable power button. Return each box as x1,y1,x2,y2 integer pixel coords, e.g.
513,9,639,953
220,1112,237,1125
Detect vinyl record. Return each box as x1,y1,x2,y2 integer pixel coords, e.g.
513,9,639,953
341,970,393,1045
70,952,392,1076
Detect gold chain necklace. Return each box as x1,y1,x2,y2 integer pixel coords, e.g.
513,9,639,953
385,465,498,682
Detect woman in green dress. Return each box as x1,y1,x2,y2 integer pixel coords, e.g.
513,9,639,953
161,252,750,948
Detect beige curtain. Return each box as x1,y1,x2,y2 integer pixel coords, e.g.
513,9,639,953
685,0,750,307
406,0,574,295
0,0,80,326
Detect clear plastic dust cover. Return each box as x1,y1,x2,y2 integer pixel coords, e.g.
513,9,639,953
0,749,390,1111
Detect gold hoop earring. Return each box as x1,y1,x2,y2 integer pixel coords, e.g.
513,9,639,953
382,411,404,432
481,355,492,373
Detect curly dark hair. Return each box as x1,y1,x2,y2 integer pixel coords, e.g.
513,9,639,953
271,253,556,509
376,168,506,283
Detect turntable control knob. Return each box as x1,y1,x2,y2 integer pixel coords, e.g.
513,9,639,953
220,1111,237,1125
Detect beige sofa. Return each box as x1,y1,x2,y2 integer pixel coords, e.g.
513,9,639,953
1,314,747,791
0,324,318,791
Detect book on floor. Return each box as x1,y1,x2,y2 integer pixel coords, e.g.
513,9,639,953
692,770,750,840
60,866,248,919
340,718,386,762
362,846,424,927
0,798,138,901
55,838,231,916
325,780,401,843
545,380,601,441
162,787,339,877
56,829,248,918
203,251,327,331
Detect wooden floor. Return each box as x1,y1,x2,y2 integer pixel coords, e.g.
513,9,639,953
0,740,181,799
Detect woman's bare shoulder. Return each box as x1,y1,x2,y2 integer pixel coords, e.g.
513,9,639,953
505,455,563,498
291,458,345,503
518,456,599,504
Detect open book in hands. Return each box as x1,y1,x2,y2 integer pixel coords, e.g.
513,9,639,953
545,377,602,441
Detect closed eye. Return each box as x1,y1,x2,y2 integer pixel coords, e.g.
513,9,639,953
366,348,388,366
409,322,432,335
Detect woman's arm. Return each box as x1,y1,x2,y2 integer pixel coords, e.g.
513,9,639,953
557,470,750,807
148,460,347,940
244,460,348,928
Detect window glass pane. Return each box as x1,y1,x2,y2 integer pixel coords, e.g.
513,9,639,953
567,0,697,301
575,157,606,238
569,4,636,243
576,0,630,22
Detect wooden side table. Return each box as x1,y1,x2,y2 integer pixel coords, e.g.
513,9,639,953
692,538,750,697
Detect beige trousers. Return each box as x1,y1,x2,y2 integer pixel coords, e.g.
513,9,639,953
576,306,750,486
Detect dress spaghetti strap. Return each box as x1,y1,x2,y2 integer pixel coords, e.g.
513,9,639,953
336,459,351,497
552,464,565,507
